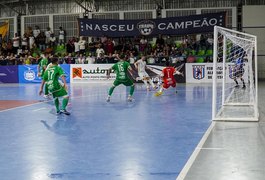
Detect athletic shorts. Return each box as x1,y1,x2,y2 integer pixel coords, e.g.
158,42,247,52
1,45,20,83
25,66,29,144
163,79,176,89
49,86,68,98
113,78,134,87
138,72,150,80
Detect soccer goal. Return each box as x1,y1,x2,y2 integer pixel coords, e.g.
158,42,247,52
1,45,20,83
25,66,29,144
212,26,258,121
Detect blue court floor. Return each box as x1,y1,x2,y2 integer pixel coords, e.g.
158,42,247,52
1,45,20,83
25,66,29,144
0,83,212,180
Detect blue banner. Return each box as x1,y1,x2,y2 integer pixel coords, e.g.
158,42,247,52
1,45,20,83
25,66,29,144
0,66,19,83
78,12,226,37
18,64,70,83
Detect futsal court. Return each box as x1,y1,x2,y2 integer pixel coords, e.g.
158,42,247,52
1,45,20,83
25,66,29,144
0,82,264,180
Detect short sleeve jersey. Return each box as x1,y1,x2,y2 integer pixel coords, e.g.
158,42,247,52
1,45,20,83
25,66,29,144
39,58,48,77
235,58,244,68
162,67,176,81
112,61,130,81
136,59,147,73
43,65,65,92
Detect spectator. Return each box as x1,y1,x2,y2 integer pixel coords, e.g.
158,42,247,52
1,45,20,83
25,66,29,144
78,36,86,55
66,37,75,54
45,27,52,47
96,43,105,63
105,38,114,56
74,37,80,55
156,34,164,46
38,32,46,52
33,26,41,39
12,33,20,54
139,36,148,52
21,33,28,51
58,26,65,45
49,33,56,48
29,33,35,50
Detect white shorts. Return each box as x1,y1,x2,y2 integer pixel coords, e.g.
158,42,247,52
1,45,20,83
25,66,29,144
138,72,150,80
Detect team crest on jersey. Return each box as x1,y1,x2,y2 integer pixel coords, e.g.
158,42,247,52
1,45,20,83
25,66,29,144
137,20,155,36
24,68,35,81
72,67,82,78
192,65,205,80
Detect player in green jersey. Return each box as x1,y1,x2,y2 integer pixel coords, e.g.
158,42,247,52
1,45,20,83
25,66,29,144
38,53,50,98
39,56,70,115
106,54,135,102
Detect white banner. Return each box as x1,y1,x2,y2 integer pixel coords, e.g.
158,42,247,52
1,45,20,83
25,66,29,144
186,63,249,83
70,64,115,83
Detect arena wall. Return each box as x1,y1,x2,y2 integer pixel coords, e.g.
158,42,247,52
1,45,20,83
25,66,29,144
242,5,265,79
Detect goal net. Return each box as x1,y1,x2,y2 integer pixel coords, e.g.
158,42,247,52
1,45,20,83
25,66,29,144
212,26,258,121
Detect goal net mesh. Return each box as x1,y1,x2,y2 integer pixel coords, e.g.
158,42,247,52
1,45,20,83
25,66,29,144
212,26,258,121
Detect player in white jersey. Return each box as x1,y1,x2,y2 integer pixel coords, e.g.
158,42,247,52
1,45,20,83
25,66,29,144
134,55,157,91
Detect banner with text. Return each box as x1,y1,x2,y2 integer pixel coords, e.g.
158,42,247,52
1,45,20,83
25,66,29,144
70,63,185,83
18,64,70,83
78,12,226,37
185,63,249,83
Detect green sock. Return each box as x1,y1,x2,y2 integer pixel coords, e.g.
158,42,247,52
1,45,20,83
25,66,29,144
54,98,60,112
108,86,115,96
62,97,69,110
129,85,135,96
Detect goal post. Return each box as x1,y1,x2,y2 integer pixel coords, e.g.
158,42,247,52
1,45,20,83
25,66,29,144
212,26,258,121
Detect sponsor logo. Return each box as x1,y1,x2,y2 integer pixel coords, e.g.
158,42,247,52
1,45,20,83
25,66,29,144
72,67,82,78
192,65,205,80
24,68,35,81
137,20,155,36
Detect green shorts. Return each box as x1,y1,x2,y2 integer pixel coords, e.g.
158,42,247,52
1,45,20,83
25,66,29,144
113,79,134,86
50,86,68,98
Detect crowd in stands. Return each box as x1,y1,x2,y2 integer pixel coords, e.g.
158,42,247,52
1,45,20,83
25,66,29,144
0,25,214,66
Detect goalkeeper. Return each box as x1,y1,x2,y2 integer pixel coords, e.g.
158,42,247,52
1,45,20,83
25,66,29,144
233,55,246,89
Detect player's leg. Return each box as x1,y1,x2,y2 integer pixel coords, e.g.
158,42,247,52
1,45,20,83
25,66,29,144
172,82,177,93
107,80,120,102
124,80,135,102
142,78,150,90
54,97,61,114
240,68,246,88
147,77,156,90
43,84,50,98
54,88,70,115
139,73,150,90
241,77,246,88
155,83,168,96
234,77,239,88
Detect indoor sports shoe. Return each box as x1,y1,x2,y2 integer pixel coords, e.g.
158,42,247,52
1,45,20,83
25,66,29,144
106,96,110,102
61,109,71,115
56,110,62,115
127,96,133,102
154,91,163,97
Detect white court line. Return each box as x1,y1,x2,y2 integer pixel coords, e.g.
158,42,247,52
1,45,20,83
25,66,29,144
198,147,224,150
176,121,216,180
32,107,47,112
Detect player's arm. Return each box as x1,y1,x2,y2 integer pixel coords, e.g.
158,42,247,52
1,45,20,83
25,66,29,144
174,68,184,76
127,65,134,78
39,79,45,95
134,60,139,68
61,75,67,90
37,62,41,77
